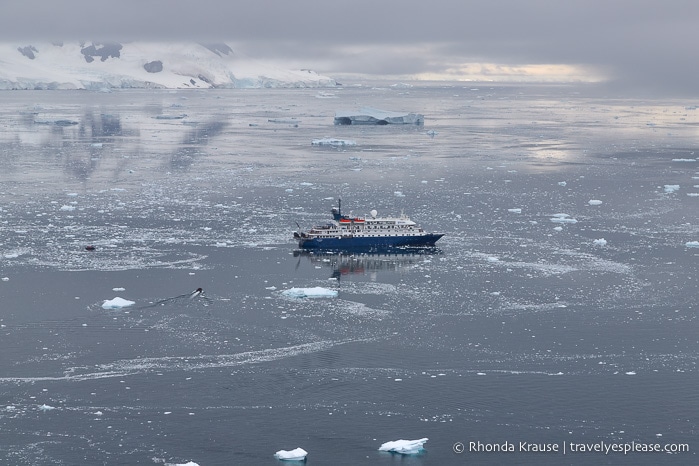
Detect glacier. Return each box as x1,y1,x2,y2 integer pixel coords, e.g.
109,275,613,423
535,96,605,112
0,42,337,90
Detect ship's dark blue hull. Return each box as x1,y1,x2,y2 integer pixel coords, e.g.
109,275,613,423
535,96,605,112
298,233,444,250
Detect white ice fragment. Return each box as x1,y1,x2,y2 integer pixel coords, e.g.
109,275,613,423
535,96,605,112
672,158,696,162
274,447,308,461
394,191,405,197
685,241,699,248
664,185,680,193
282,287,338,298
553,226,563,231
60,205,76,211
508,208,521,213
593,238,607,247
102,297,135,309
112,287,125,291
1,277,8,281
625,371,637,375
379,438,428,455
311,138,357,147
38,404,56,411
172,462,200,466
558,181,567,186
588,200,603,206
550,214,577,224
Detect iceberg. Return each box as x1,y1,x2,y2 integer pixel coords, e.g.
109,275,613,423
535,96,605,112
686,241,699,248
102,297,135,309
274,447,308,461
282,287,338,298
379,438,428,455
334,107,424,125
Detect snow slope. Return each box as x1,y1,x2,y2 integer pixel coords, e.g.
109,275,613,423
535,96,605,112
0,42,337,90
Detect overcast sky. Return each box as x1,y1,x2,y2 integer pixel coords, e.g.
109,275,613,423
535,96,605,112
3,0,698,94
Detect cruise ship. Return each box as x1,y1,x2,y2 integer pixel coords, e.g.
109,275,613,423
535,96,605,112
294,199,444,250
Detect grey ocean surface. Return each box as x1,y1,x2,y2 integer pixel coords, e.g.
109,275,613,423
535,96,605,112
0,85,697,465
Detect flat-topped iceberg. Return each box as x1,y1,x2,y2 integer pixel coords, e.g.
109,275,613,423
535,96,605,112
282,287,338,298
274,447,308,461
379,438,428,455
102,297,135,309
334,107,424,125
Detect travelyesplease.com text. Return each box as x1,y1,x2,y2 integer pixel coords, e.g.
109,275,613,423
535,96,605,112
453,440,689,455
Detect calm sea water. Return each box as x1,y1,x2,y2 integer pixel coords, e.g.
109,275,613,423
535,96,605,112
0,84,697,465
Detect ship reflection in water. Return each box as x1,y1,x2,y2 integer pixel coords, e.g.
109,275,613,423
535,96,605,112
293,247,442,280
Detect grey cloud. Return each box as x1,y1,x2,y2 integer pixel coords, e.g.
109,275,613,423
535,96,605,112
2,0,698,95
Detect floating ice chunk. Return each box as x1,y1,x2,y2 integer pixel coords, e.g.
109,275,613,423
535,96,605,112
102,297,135,309
625,371,636,375
394,191,405,197
550,214,577,224
558,181,567,186
588,200,603,206
672,158,696,162
686,241,699,248
508,208,521,213
60,205,76,211
379,438,428,455
1,277,8,281
112,287,125,291
38,404,56,411
274,447,308,461
593,238,607,247
282,287,338,298
171,462,199,466
311,138,357,146
664,185,680,193
426,130,438,137
334,107,424,125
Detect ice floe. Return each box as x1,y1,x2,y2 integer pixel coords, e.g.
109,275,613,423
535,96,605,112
550,213,578,224
686,241,699,248
102,297,135,309
38,404,56,411
274,447,308,461
311,138,356,147
664,185,680,193
588,200,603,206
593,238,608,247
282,287,338,298
379,438,428,455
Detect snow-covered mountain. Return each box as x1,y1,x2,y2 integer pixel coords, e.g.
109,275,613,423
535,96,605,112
0,42,338,90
